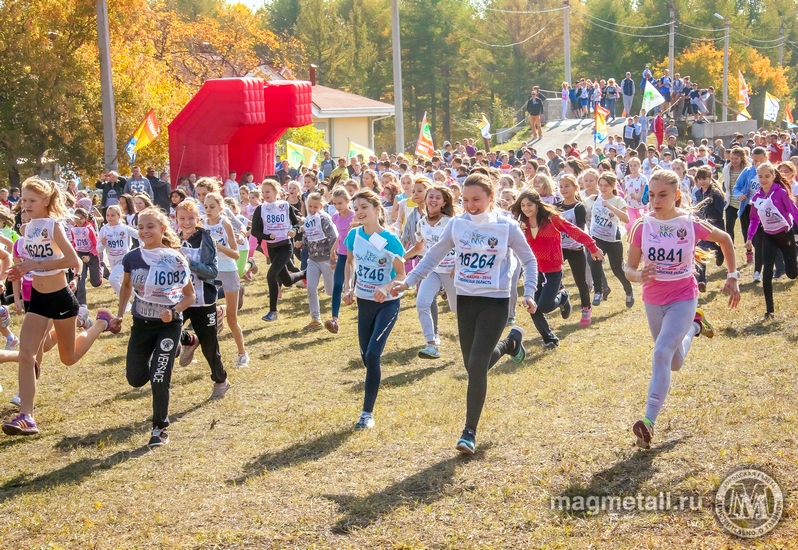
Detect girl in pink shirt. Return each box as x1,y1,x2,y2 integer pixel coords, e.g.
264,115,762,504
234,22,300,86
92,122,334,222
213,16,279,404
624,170,740,449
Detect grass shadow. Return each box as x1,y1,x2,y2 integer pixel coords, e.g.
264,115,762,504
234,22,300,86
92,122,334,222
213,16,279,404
721,320,783,338
349,365,447,393
0,446,150,505
98,355,126,367
552,437,688,518
228,427,353,484
490,351,546,376
324,443,492,534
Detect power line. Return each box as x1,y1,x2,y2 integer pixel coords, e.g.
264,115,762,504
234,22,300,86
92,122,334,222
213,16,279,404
731,29,784,43
463,15,559,47
675,32,725,42
678,21,724,33
574,10,670,29
452,0,566,15
733,37,784,50
572,13,669,38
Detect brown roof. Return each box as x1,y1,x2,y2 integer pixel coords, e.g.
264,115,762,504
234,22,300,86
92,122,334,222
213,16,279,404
312,85,394,112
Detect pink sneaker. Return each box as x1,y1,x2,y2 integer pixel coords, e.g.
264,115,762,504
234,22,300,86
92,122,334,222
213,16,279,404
95,309,120,334
579,307,592,328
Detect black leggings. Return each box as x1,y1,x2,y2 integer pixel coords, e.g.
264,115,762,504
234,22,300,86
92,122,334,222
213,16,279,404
562,247,591,308
357,298,401,413
126,317,182,429
456,295,515,432
590,238,633,295
761,229,798,313
725,205,739,244
265,241,305,312
180,304,227,384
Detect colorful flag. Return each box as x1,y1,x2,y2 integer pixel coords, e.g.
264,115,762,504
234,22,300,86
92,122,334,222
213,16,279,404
348,140,374,160
764,92,780,122
641,80,665,114
594,105,609,143
285,140,317,169
785,104,794,124
736,108,752,121
415,113,435,160
478,114,491,139
125,109,159,165
737,71,750,108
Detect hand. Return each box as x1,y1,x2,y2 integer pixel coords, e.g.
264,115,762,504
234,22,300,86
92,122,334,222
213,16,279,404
722,278,741,308
287,230,296,238
389,281,409,296
640,263,657,283
522,295,537,314
109,316,124,332
737,194,746,202
81,255,90,264
295,241,302,249
6,262,29,281
101,237,107,246
13,301,22,314
343,290,354,306
590,249,605,261
160,310,173,323
373,284,391,303
745,241,752,250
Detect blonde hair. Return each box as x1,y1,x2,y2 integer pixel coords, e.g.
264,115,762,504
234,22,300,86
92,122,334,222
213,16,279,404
558,174,583,202
137,207,181,249
332,187,351,202
22,177,70,219
532,174,556,197
195,177,220,194
175,197,203,225
223,197,239,213
260,179,280,195
105,204,122,218
204,192,224,208
306,192,325,206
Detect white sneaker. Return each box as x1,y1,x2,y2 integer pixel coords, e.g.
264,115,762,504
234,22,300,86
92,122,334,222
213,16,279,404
210,379,231,400
236,352,250,368
0,305,10,329
76,306,93,329
10,393,20,407
433,334,441,346
5,335,18,350
753,271,762,283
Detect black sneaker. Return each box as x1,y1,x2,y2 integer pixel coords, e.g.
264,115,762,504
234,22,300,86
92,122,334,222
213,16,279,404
148,427,169,448
626,292,635,308
455,428,476,455
559,289,571,319
543,341,559,351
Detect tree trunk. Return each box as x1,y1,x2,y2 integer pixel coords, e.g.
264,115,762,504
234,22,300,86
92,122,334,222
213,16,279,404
8,164,19,188
442,65,451,143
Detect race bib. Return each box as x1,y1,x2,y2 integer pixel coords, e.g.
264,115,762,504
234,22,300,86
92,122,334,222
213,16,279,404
590,198,620,242
753,195,790,233
263,201,292,238
137,248,190,305
641,215,695,281
452,216,509,293
353,231,396,300
303,214,325,242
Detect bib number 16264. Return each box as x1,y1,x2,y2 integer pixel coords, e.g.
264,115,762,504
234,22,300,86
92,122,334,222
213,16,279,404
458,252,496,269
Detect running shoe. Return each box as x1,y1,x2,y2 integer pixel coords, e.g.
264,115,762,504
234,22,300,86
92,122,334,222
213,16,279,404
247,257,259,275
210,379,231,400
236,352,250,368
625,291,635,308
262,311,278,322
762,312,775,322
354,414,375,430
508,326,526,364
0,305,10,329
179,334,199,366
559,289,572,319
296,280,307,289
753,271,762,283
324,319,339,334
697,282,707,292
5,335,18,350
592,292,602,306
694,308,714,338
9,393,20,407
76,306,92,329
602,286,611,301
304,319,322,331
148,427,169,448
216,305,226,335
96,309,119,334
244,270,253,281
579,307,592,328
2,413,38,436
505,316,515,327
543,341,559,351
456,428,476,455
433,334,441,346
746,250,753,264
418,344,440,359
632,419,653,450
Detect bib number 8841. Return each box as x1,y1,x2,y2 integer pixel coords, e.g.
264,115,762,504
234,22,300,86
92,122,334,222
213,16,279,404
647,247,683,262
459,252,496,269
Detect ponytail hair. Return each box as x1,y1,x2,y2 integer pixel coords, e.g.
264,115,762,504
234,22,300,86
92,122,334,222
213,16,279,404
22,177,69,219
351,189,386,226
137,207,181,249
558,174,583,202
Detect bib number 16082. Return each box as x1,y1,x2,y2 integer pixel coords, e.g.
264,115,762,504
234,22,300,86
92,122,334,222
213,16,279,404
155,270,187,286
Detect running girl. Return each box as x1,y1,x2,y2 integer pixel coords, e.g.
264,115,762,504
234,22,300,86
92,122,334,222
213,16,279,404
532,174,560,205
70,208,102,307
251,180,306,321
746,162,798,320
692,166,726,292
115,207,194,448
623,157,648,230
402,186,457,359
174,199,231,399
342,190,406,430
625,169,740,449
3,178,117,436
325,187,354,334
585,172,634,307
513,189,602,349
205,193,249,367
390,173,539,455
301,192,338,330
99,205,139,296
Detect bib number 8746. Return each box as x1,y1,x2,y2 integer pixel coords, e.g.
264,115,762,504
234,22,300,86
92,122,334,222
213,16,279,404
647,247,683,262
357,265,385,282
458,252,496,269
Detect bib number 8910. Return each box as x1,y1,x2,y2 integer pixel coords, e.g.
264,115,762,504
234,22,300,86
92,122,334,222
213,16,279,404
458,252,496,269
647,247,683,262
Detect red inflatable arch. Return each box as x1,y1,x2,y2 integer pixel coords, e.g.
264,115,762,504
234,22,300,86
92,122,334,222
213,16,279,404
168,78,312,186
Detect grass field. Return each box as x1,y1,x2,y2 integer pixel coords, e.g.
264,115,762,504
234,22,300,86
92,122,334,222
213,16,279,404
0,239,795,549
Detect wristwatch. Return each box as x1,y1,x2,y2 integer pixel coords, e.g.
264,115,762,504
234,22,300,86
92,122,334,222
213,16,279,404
726,271,740,280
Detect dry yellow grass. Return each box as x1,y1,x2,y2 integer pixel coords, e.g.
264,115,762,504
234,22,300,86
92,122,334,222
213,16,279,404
0,239,795,549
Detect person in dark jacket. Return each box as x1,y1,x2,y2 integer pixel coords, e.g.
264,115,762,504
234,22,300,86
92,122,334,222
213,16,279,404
95,171,127,218
147,168,172,212
526,87,546,140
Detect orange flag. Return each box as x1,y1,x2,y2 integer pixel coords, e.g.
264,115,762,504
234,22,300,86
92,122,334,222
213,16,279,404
415,112,435,160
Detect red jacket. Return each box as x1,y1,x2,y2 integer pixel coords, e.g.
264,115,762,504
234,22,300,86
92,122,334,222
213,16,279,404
523,215,599,273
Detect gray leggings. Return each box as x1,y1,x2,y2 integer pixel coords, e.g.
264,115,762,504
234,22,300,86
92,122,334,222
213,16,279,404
416,271,457,342
644,297,698,424
307,258,335,320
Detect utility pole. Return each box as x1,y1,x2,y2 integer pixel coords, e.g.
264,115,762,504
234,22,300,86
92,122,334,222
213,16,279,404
391,0,404,155
668,5,675,79
778,22,785,67
714,13,730,122
563,0,571,84
96,0,118,172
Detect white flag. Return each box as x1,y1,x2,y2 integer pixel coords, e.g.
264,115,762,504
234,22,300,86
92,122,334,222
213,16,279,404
764,92,780,122
478,114,491,139
641,80,665,115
